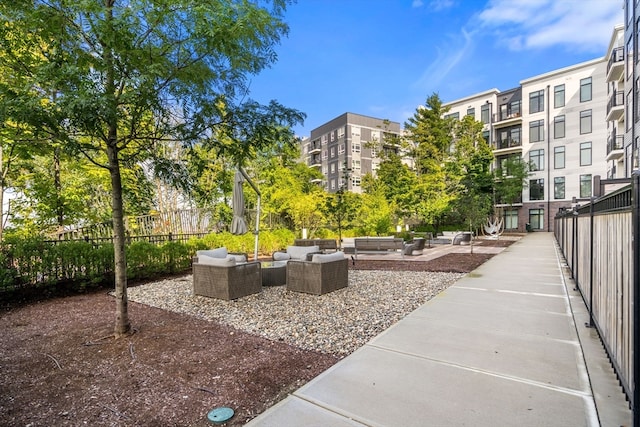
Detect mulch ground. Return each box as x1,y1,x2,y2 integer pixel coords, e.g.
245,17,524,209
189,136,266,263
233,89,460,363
0,239,514,426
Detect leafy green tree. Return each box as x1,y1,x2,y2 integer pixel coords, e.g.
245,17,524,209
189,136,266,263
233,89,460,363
357,187,393,236
0,0,299,337
494,155,530,210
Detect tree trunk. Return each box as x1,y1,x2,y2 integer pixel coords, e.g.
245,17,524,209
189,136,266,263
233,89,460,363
108,141,130,337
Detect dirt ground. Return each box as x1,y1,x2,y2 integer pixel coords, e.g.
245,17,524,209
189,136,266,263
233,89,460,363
0,239,514,426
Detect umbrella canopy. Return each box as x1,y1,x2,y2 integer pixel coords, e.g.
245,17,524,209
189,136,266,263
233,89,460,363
231,170,248,235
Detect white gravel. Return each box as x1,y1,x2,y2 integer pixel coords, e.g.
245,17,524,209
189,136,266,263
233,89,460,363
127,270,463,356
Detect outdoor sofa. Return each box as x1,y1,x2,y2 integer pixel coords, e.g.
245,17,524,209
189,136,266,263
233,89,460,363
192,247,261,300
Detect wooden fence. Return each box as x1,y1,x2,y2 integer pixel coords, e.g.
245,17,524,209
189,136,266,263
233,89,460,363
554,173,639,421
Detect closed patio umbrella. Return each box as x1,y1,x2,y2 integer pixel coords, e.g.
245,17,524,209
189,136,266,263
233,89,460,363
231,170,248,235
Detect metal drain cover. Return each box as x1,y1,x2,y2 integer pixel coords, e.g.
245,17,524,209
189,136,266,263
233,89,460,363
207,407,234,424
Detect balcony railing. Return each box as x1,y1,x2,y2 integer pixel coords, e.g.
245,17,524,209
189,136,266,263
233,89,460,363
607,90,624,113
495,138,522,150
607,134,624,154
495,111,522,122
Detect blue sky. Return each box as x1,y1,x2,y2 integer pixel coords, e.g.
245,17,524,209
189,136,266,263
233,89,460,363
247,0,623,137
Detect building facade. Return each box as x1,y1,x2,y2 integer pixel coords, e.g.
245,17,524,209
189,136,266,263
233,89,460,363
302,113,405,193
624,1,640,175
444,58,608,233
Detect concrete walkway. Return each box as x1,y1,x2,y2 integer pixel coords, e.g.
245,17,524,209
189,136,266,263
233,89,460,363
247,233,631,427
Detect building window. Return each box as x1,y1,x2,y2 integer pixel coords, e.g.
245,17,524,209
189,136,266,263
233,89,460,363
322,165,327,175
330,163,336,173
627,36,634,79
529,178,544,201
444,112,460,120
554,115,565,139
554,84,565,108
330,179,336,190
351,126,361,137
529,209,544,230
338,144,345,154
352,142,361,153
529,90,544,113
371,130,380,142
321,134,328,144
529,149,544,171
352,176,361,187
504,209,518,229
322,150,328,160
371,146,378,157
482,130,490,145
580,110,592,134
337,126,345,138
580,174,592,198
330,147,336,158
554,177,565,199
352,159,361,170
529,120,544,142
580,142,592,166
330,131,335,142
628,88,634,132
554,146,565,169
466,107,475,118
481,103,490,124
580,77,592,102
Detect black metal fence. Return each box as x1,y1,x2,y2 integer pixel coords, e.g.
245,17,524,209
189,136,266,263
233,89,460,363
554,172,639,420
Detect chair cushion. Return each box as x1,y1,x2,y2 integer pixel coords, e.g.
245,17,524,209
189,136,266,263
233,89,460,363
287,245,320,260
197,255,236,267
196,248,228,259
311,251,345,263
230,254,247,264
273,251,291,261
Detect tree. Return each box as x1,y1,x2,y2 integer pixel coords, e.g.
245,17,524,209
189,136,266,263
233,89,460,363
0,0,298,337
493,155,530,213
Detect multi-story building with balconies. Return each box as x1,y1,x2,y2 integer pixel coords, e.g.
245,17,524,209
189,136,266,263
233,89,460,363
623,1,640,175
444,56,608,232
301,113,406,193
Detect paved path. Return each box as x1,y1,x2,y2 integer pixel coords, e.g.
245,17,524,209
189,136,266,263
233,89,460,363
247,233,631,427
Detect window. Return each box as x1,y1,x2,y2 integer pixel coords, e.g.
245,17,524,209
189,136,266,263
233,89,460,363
337,126,345,138
466,107,475,118
322,165,327,175
330,131,335,142
352,176,361,187
529,120,544,142
352,159,361,170
322,150,328,160
529,179,544,200
352,142,361,153
330,147,335,158
529,209,544,230
504,209,518,229
481,103,490,124
529,90,544,113
338,144,345,154
554,84,565,108
330,179,336,190
580,142,592,166
554,177,565,199
444,112,460,120
330,163,336,173
371,146,378,157
371,130,380,142
580,174,592,198
580,77,592,102
628,36,634,79
554,115,565,139
580,110,592,134
529,149,544,171
321,134,328,144
351,126,361,137
554,146,565,169
482,130,490,145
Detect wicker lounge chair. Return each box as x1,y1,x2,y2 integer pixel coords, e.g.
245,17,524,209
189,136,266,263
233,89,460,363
192,248,261,300
286,252,348,295
404,237,426,255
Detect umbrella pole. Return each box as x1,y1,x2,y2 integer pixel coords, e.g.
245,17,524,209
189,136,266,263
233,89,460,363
239,168,261,261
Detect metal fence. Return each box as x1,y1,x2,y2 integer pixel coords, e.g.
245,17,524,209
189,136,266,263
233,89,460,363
554,173,639,420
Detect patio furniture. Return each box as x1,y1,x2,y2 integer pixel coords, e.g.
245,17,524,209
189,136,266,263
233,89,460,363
294,239,338,253
403,237,426,256
272,245,321,262
353,237,405,259
452,232,473,245
192,248,261,300
286,252,348,295
260,261,287,286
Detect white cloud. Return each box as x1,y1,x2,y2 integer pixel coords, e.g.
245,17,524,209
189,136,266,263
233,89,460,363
477,0,623,52
429,0,455,11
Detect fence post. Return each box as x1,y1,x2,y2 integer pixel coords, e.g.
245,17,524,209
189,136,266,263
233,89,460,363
588,198,594,328
633,171,640,427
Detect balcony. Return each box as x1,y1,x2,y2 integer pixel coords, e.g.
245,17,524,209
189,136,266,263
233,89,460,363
493,111,522,128
493,138,522,155
308,141,321,154
606,133,624,161
606,91,624,122
308,155,322,168
607,47,624,82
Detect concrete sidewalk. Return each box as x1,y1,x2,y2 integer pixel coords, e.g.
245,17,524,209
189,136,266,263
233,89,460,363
247,233,631,427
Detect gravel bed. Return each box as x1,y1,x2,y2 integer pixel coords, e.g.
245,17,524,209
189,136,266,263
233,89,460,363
127,270,463,356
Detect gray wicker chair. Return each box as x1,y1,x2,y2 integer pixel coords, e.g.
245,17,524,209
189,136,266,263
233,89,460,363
404,237,426,255
286,254,348,295
192,259,261,300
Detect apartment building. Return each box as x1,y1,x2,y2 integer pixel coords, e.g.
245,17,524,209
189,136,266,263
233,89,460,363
301,113,404,193
623,1,640,174
444,58,608,232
